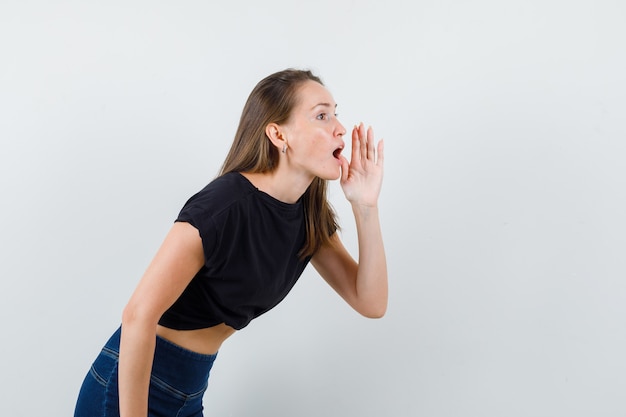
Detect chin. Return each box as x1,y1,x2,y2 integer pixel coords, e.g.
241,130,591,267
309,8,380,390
318,170,341,181
311,162,342,181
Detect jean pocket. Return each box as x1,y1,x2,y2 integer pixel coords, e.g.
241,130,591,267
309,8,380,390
147,375,191,416
89,347,119,387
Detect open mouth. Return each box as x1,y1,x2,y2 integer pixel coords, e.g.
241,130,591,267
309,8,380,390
333,146,344,160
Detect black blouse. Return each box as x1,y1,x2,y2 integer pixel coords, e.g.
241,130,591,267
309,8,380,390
158,172,310,330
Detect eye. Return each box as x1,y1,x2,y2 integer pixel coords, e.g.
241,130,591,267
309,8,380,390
315,113,339,121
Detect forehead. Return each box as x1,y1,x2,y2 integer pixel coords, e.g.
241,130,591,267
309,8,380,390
294,80,336,110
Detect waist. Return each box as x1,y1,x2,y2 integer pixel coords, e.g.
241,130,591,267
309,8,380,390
102,326,219,395
156,323,236,355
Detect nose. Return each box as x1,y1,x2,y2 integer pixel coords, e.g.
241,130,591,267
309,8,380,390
335,119,346,137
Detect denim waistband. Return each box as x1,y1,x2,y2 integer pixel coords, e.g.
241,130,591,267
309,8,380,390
103,326,217,395
105,326,217,359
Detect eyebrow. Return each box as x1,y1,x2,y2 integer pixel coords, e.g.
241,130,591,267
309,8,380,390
310,102,338,110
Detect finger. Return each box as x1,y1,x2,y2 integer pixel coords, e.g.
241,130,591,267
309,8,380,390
377,139,384,167
351,125,360,165
359,122,367,162
367,126,375,161
340,154,350,183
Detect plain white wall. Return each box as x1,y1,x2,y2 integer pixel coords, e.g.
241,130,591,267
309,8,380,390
1,0,625,416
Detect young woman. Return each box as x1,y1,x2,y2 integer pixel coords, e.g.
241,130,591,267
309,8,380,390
74,68,387,417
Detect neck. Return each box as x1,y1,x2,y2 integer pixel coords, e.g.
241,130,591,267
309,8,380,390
240,168,314,204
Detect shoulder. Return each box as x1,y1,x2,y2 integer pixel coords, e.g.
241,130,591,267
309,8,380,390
176,172,257,254
184,172,256,214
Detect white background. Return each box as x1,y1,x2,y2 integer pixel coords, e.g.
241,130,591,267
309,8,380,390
1,1,625,416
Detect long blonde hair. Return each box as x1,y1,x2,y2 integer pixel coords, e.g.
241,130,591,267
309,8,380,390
220,69,339,258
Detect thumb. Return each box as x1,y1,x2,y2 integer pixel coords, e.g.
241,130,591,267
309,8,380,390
340,155,350,184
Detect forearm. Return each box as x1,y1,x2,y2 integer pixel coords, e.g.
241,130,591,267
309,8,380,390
352,204,388,317
118,314,157,417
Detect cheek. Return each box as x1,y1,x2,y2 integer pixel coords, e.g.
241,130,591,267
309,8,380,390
311,128,332,145
291,126,330,154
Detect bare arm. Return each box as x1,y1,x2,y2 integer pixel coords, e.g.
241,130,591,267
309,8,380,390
118,221,204,417
312,123,387,317
311,219,387,317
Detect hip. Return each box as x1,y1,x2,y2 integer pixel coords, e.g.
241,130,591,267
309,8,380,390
74,326,218,417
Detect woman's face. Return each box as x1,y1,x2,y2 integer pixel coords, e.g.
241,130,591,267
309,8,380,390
280,80,347,180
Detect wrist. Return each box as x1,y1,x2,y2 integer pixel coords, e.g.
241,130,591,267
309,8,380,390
351,203,379,219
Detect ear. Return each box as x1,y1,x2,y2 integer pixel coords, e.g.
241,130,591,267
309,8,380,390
265,122,287,151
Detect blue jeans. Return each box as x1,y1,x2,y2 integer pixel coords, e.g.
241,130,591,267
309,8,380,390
74,327,217,417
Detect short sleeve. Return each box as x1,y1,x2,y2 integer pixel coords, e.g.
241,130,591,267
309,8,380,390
175,200,218,266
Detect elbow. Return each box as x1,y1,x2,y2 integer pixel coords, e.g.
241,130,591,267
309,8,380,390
121,302,159,329
357,285,388,319
359,302,387,319
121,305,138,329
364,308,386,319
354,287,388,319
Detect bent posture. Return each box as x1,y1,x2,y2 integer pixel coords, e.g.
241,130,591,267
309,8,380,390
74,69,387,417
